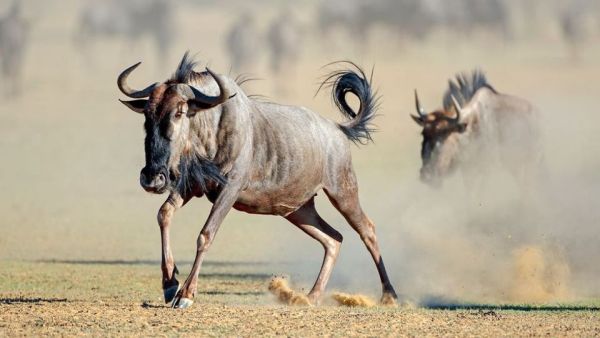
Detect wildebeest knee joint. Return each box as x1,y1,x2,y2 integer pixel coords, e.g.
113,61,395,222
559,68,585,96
157,204,174,227
197,233,210,251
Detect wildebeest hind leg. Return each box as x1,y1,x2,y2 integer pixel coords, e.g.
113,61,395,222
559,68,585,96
324,185,398,304
285,198,343,304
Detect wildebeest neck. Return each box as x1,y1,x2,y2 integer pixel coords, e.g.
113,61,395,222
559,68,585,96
173,84,247,196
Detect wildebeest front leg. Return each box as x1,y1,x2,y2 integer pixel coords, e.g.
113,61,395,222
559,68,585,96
158,193,189,303
285,198,343,304
171,185,240,309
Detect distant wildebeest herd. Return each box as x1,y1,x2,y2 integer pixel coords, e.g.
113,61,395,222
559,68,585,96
117,46,541,307
1,0,599,99
74,0,173,68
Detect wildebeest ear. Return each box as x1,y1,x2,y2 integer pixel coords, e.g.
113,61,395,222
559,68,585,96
411,114,424,126
457,122,468,133
119,99,147,114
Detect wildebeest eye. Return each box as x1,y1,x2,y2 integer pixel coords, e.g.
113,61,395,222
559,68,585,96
174,104,187,119
173,107,184,119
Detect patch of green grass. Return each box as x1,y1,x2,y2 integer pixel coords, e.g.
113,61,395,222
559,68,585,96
420,294,600,311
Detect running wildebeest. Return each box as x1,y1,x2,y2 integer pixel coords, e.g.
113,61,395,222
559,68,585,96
75,0,173,67
411,71,541,188
117,53,398,308
0,1,28,97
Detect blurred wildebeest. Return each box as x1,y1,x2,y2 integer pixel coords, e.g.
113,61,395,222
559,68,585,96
225,13,261,73
316,0,366,44
0,1,29,97
75,0,174,67
463,0,511,39
364,0,435,42
411,71,541,188
117,54,398,309
267,9,302,75
316,0,434,49
266,9,303,96
423,0,511,40
559,0,600,62
317,0,510,50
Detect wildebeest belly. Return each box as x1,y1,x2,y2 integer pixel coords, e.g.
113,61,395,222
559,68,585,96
233,167,324,216
232,192,316,216
234,141,326,215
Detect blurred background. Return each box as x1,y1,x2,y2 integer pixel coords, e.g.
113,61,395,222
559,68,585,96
0,0,599,303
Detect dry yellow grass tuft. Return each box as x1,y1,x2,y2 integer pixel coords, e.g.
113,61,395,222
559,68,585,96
268,277,312,306
332,293,376,308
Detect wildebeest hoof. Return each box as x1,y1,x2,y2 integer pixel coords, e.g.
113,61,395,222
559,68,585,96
381,292,398,307
163,283,180,303
171,296,193,309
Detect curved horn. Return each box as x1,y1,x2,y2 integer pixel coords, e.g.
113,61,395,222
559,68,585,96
449,95,462,123
117,62,159,98
187,68,235,108
414,89,426,118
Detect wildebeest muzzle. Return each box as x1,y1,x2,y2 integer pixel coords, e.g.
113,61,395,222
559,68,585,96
140,165,169,193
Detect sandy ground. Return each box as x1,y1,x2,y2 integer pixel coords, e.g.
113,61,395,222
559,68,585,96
1,262,600,337
1,0,600,335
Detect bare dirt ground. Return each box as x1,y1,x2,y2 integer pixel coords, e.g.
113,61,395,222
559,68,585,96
1,0,600,336
1,262,600,337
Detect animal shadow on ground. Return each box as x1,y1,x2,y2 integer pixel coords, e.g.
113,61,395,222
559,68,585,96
1,297,68,305
422,298,600,312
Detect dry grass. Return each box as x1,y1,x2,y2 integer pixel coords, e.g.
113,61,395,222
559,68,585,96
1,262,600,337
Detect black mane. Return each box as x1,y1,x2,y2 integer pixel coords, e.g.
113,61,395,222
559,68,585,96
168,52,228,196
170,51,200,84
442,70,496,111
175,152,227,196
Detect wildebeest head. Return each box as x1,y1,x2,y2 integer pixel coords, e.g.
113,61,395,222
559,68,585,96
411,90,468,186
117,60,233,194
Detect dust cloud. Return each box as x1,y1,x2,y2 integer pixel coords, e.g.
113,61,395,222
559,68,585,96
268,276,312,306
330,111,600,304
509,245,571,303
332,293,376,308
